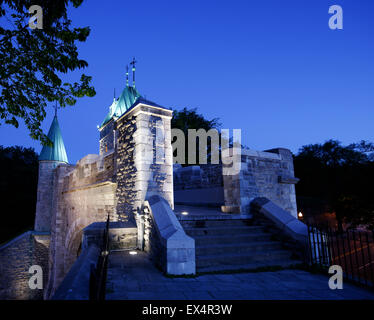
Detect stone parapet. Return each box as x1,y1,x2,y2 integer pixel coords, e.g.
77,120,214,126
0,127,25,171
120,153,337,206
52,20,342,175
51,244,100,300
143,194,195,275
251,197,308,245
222,147,299,217
0,231,50,300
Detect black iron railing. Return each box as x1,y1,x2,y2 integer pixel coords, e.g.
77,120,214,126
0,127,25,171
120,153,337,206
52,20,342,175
89,215,110,300
307,225,374,289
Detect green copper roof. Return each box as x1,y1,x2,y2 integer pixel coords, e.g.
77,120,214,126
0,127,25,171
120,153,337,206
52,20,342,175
39,115,68,163
100,86,141,128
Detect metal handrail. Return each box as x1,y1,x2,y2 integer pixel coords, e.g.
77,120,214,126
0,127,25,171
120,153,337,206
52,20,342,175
89,214,110,300
307,224,374,289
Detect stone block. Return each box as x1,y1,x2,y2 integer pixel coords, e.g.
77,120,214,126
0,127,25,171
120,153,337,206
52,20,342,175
145,194,195,275
253,198,307,245
221,205,241,213
260,200,295,227
278,175,300,184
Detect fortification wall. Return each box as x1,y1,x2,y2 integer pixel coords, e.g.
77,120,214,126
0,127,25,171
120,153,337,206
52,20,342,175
0,232,50,300
115,104,174,223
115,113,137,222
223,148,298,217
173,164,223,190
34,161,64,232
173,164,224,206
99,120,115,155
46,152,116,298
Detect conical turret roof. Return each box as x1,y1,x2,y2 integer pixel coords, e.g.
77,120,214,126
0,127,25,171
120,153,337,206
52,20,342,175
100,86,141,128
39,115,68,163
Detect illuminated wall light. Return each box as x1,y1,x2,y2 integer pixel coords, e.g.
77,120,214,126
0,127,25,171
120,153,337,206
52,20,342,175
181,211,188,216
298,212,303,218
129,250,137,255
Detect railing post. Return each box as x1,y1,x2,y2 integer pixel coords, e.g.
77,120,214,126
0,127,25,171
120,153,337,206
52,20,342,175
328,227,336,266
335,230,344,277
340,229,349,280
89,214,110,300
346,230,354,281
311,226,318,266
352,230,361,284
365,232,374,288
358,231,368,286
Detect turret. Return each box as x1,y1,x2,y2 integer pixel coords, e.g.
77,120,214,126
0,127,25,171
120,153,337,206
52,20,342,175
34,115,68,232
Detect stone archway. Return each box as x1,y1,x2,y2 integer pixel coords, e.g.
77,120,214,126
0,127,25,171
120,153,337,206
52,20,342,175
64,220,86,274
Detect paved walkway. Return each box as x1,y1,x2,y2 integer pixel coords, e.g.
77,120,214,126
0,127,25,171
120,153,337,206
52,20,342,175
106,251,374,300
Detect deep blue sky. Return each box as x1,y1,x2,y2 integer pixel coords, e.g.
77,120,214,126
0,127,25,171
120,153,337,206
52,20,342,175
1,0,373,163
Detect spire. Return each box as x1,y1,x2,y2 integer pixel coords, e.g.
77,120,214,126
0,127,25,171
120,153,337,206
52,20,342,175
126,65,129,87
130,57,137,88
39,111,68,163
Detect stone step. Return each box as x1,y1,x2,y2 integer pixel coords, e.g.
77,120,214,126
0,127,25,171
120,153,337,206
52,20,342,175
197,259,303,273
196,241,283,255
193,233,273,245
180,219,253,228
184,226,265,236
196,250,294,268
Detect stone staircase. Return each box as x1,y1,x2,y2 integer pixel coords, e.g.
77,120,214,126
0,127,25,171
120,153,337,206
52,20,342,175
180,218,303,273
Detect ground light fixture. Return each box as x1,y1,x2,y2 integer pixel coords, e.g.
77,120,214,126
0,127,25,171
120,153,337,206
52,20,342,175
181,211,188,215
129,250,138,255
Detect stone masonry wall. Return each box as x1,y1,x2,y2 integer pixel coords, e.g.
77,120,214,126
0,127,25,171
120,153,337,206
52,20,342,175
34,161,64,232
173,164,223,190
115,113,137,222
115,104,174,223
143,209,164,271
223,148,298,217
0,232,50,300
99,120,115,155
45,152,117,298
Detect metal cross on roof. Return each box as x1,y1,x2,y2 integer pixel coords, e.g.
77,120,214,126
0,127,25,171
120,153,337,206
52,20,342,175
130,57,137,68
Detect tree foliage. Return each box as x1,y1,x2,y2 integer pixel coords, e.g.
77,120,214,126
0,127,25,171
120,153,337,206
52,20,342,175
171,107,221,165
171,107,221,135
294,139,374,229
0,0,95,144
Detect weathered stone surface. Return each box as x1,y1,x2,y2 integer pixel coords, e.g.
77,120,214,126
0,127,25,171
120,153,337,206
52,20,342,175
99,120,115,155
0,231,50,300
51,244,99,300
3,94,304,300
251,197,308,245
173,164,223,190
278,175,300,184
34,160,67,232
82,222,137,251
222,148,299,217
45,152,117,298
175,187,224,206
143,194,195,275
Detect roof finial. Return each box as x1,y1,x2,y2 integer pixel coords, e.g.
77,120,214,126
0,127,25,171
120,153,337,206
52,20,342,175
130,57,137,88
114,88,116,99
125,65,129,87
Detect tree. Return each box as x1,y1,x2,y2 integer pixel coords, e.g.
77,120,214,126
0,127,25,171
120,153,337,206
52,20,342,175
171,107,221,165
171,107,221,135
0,0,95,145
294,139,374,230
